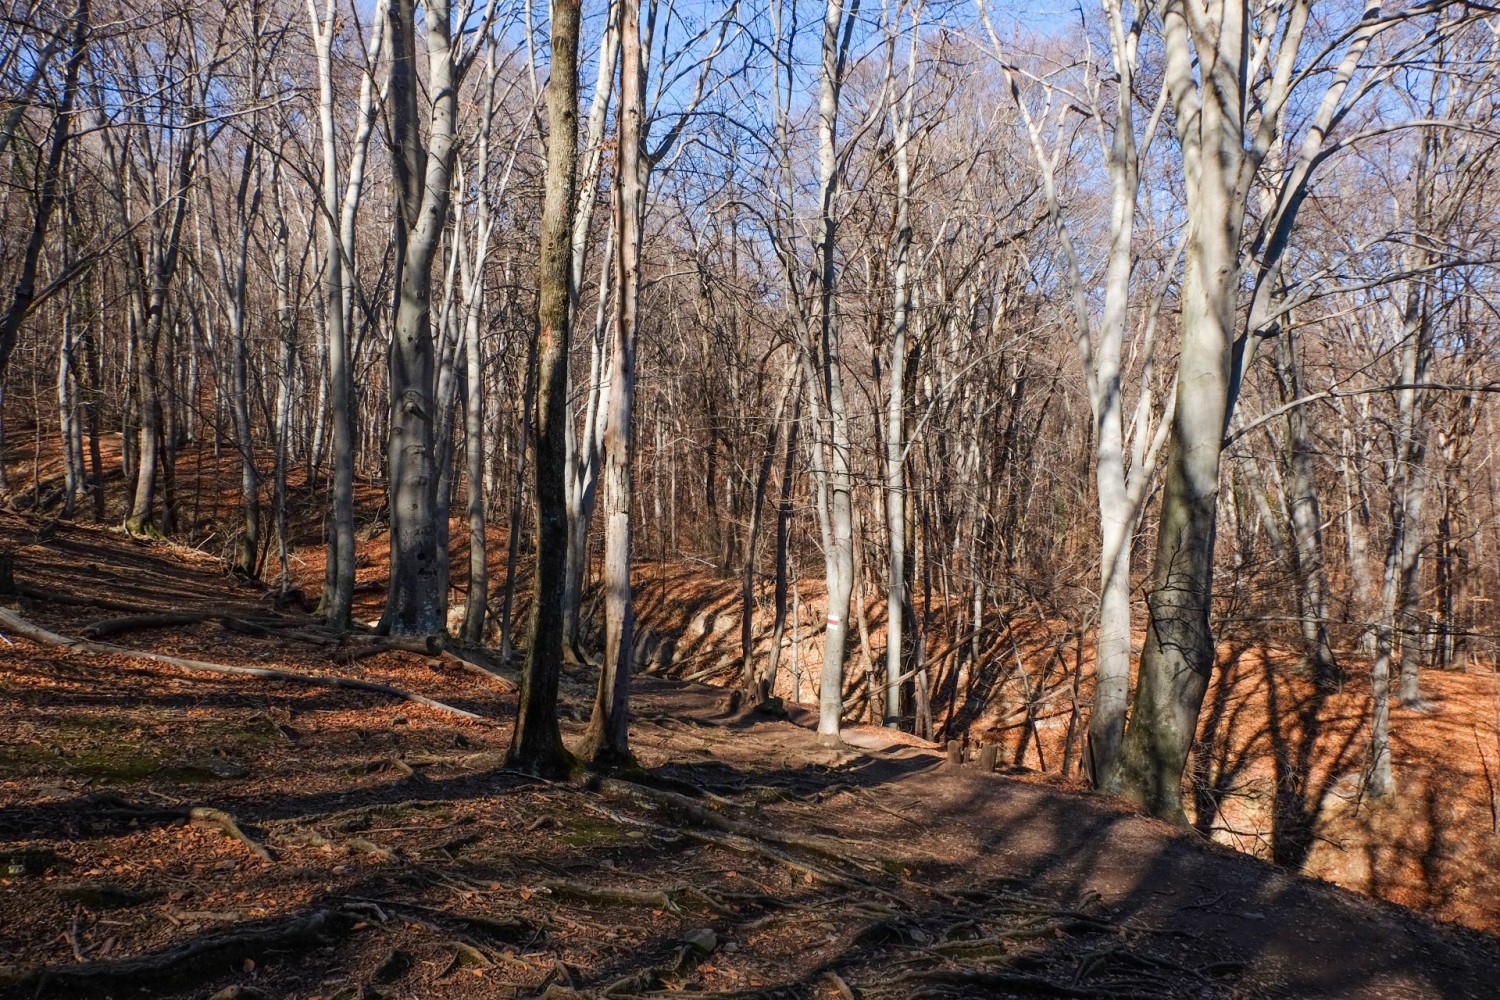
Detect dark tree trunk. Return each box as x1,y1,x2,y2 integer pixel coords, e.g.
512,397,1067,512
508,0,582,778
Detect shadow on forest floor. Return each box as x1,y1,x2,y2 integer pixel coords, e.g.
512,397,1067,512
3,511,1500,1000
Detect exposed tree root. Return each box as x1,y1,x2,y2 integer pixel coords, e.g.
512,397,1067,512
276,798,456,830
889,968,1121,998
572,797,870,894
0,607,494,723
535,879,733,916
6,907,353,997
189,807,273,862
589,777,891,867
83,611,217,637
337,634,517,690
85,799,272,862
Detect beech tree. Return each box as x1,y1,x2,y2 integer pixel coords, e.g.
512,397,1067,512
1106,0,1478,819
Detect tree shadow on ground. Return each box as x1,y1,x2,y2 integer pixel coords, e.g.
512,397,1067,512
7,721,1500,1000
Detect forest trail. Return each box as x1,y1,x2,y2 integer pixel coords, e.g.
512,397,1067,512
3,511,1500,999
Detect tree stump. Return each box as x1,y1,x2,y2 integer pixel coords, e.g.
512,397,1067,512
978,743,998,773
946,739,963,766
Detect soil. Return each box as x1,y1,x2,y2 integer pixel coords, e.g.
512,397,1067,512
3,510,1500,999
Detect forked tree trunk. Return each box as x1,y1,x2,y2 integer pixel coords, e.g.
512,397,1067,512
1104,0,1382,821
380,0,461,636
308,1,384,629
1104,0,1243,821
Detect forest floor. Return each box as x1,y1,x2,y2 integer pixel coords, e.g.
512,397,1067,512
4,511,1500,999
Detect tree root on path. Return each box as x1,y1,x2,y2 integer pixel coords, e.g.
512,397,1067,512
890,968,1125,998
189,807,273,862
589,776,892,869
4,907,354,997
337,635,518,690
87,799,273,862
0,607,494,724
534,878,734,916
571,797,878,897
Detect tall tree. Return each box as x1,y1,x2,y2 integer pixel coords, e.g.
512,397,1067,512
1105,0,1431,819
580,0,642,767
0,0,88,500
380,0,466,635
508,0,582,777
306,0,385,628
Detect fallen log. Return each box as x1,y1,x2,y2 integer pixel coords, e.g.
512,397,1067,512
0,607,494,724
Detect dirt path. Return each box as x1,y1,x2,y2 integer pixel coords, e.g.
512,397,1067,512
3,514,1499,999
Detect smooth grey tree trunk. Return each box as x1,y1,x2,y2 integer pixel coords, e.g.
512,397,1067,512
882,3,916,728
1105,0,1383,821
580,0,642,767
126,139,194,537
1270,323,1339,684
307,0,384,628
380,0,462,636
808,0,857,747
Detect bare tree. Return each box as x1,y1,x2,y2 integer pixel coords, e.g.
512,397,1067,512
508,0,582,777
306,0,385,627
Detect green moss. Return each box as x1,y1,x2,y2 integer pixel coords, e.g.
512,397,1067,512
555,815,634,847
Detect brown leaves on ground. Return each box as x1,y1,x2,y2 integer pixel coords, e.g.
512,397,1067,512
3,511,1500,1000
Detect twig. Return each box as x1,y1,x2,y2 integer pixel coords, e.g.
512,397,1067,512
67,917,86,963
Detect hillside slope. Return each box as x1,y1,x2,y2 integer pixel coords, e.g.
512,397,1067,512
2,513,1499,999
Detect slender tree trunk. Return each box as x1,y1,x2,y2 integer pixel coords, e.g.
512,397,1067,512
0,0,87,450
1270,322,1339,684
743,363,795,701
883,18,914,728
460,277,489,644
763,392,800,696
307,0,383,628
580,0,642,767
508,0,582,777
809,0,857,748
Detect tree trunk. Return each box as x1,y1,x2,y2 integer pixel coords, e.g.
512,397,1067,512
809,0,856,748
762,392,801,697
0,0,87,450
1269,323,1338,684
307,2,384,629
508,0,582,778
1104,17,1245,815
380,0,460,636
580,0,642,768
883,20,913,728
743,364,795,701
